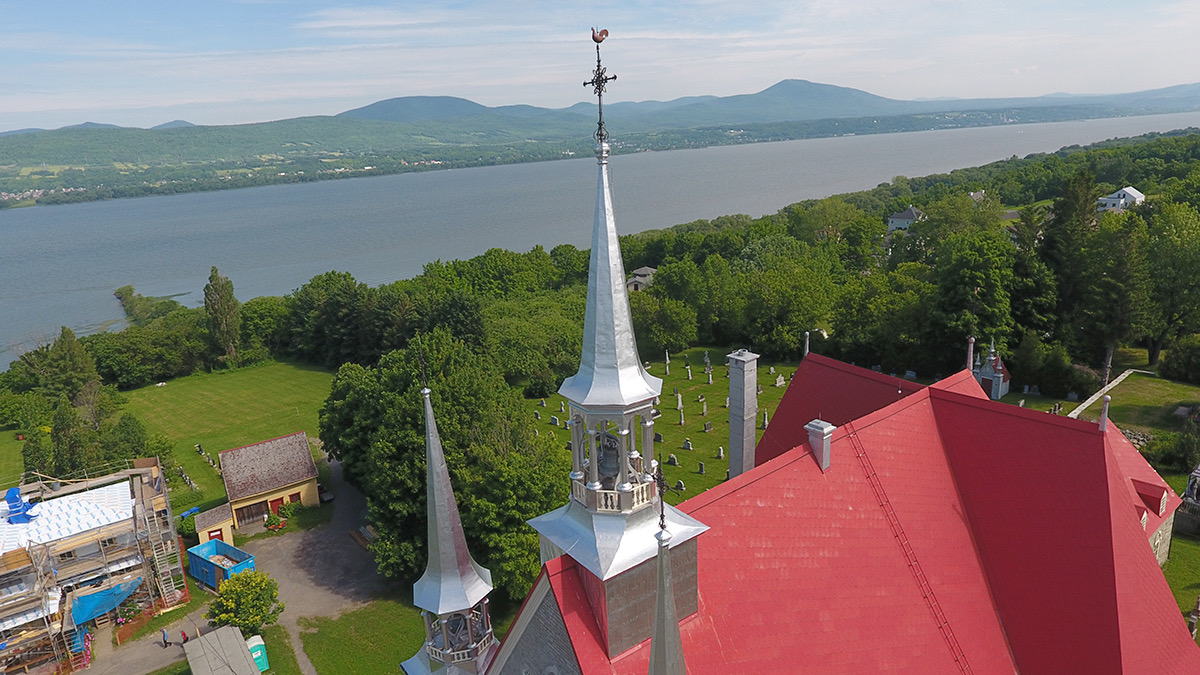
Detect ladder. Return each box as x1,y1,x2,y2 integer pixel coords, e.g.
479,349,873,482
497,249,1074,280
143,506,182,605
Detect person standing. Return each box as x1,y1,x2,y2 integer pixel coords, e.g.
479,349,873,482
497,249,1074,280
181,630,189,644
161,628,170,648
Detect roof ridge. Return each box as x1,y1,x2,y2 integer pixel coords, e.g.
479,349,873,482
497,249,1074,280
218,430,307,454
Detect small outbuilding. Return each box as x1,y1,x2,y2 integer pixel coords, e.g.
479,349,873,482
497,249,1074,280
184,625,260,675
1097,186,1145,212
627,266,656,292
220,432,319,528
887,205,926,232
195,502,235,544
187,539,255,591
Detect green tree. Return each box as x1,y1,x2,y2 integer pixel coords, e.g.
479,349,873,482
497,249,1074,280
7,327,100,401
205,570,285,635
240,296,289,356
319,329,568,598
1144,203,1200,364
927,229,1016,371
204,266,241,365
1079,212,1151,384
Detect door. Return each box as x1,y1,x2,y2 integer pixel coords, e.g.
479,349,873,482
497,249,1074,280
269,497,284,515
207,529,224,543
981,378,993,397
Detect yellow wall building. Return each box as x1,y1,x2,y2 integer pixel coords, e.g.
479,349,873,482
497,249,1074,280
219,432,319,529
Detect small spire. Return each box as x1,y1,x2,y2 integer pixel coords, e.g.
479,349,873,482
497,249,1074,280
648,526,688,675
412,388,493,615
584,28,616,143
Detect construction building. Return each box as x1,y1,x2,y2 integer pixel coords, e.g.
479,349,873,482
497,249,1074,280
0,458,186,673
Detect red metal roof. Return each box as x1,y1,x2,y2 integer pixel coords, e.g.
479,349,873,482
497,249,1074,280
755,354,924,466
521,358,1199,674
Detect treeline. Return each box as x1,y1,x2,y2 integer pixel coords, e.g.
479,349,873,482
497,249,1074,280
9,130,1200,595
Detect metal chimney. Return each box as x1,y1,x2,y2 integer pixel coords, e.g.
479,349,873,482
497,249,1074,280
727,349,759,479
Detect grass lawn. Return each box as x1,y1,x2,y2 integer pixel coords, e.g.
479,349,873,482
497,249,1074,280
1075,373,1200,433
529,347,792,505
0,433,24,490
123,360,334,512
260,624,304,675
299,593,426,675
1163,536,1200,642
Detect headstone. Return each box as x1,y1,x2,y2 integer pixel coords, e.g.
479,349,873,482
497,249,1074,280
675,479,686,491
654,396,660,405
871,365,882,372
665,349,671,364
1023,384,1030,394
667,454,678,466
686,365,693,380
905,370,917,380
534,411,540,420
726,469,730,481
683,438,693,450
707,372,713,385
1030,385,1041,395
673,386,678,395
804,330,810,357
774,374,786,387
724,396,730,408
566,441,572,451
676,393,684,410
654,432,664,443
679,410,686,426
665,363,670,375
756,384,764,395
550,415,559,426
717,446,725,459
560,401,565,413
540,399,546,407
534,428,540,436
762,411,770,430
697,394,705,402
769,366,776,374
704,351,710,367
698,462,706,475
1018,400,1025,408
1067,392,1079,402
702,401,708,417
704,421,713,433
1175,406,1193,419
564,420,571,429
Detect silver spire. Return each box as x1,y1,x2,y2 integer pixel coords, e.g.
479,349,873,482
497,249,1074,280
412,388,493,615
557,141,662,408
648,528,688,675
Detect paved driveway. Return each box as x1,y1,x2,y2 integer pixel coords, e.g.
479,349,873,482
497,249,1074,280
86,459,394,675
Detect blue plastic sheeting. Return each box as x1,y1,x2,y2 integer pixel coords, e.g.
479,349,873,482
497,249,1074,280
71,577,143,627
69,629,88,653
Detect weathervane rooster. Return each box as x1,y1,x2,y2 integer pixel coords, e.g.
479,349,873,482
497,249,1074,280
585,28,615,142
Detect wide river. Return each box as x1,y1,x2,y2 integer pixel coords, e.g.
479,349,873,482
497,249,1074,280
5,111,1200,366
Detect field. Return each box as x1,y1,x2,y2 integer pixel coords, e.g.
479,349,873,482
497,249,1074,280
1075,373,1200,433
122,361,334,512
0,433,24,490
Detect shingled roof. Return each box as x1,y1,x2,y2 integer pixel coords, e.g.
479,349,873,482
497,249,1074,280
499,358,1199,673
220,432,317,503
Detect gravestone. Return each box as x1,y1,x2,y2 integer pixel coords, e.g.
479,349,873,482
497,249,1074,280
707,372,713,385
534,429,540,436
550,415,559,426
698,462,706,475
683,438,693,450
665,363,670,375
702,401,708,416
566,441,572,451
540,399,546,407
534,411,540,420
1023,385,1030,395
560,401,565,413
905,370,917,380
564,420,571,429
675,480,686,491
769,366,776,374
1067,392,1079,402
1018,400,1025,408
665,349,670,364
673,386,679,395
676,393,684,410
686,365,693,380
697,394,705,402
717,446,725,459
762,411,770,429
726,469,730,481
774,375,785,387
1030,385,1041,395
679,410,686,426
654,432,664,443
704,421,713,433
724,396,730,408
756,384,764,395
704,351,711,368
667,454,678,466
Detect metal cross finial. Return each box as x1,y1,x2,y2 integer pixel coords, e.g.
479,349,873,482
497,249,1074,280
584,28,616,142
653,459,679,532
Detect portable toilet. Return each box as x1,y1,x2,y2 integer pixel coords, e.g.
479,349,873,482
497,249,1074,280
246,635,268,672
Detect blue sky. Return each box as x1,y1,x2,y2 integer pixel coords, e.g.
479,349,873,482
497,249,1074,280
3,1,1199,132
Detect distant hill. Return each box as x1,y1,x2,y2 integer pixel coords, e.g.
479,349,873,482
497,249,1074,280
5,78,1200,206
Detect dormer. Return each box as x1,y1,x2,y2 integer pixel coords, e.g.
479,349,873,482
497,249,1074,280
1131,478,1169,517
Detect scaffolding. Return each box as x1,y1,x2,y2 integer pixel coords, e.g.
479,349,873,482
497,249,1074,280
0,458,185,673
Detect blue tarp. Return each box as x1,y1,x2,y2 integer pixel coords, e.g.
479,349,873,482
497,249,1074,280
71,577,143,627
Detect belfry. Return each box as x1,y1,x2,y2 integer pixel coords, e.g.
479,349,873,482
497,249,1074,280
527,31,707,659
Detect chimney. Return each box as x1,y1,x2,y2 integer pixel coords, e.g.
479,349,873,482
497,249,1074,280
1100,395,1111,432
966,337,975,371
804,419,836,472
727,349,759,478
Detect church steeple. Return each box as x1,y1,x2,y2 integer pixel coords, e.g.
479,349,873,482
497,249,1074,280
528,31,707,659
401,388,498,675
648,528,688,675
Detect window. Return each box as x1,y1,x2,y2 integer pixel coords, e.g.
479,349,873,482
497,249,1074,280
58,550,77,562
101,537,117,548
289,492,301,503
